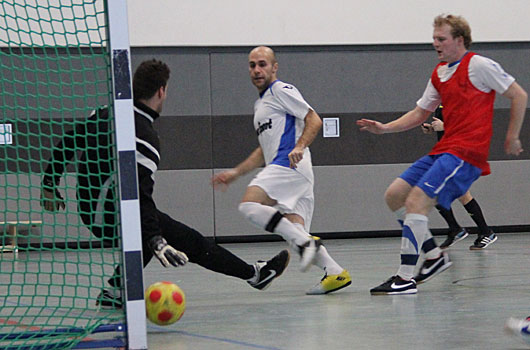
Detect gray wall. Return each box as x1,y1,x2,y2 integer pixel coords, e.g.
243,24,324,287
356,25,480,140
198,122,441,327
131,43,530,238
3,43,527,241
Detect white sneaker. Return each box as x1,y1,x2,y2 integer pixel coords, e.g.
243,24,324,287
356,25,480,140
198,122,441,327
505,317,530,345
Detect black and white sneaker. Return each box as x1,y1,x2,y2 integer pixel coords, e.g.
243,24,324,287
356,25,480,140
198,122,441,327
297,236,322,272
370,275,417,295
248,250,290,290
440,228,469,249
96,289,123,309
414,251,452,284
469,231,497,250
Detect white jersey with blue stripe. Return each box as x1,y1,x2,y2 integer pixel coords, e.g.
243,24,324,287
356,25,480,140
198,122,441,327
253,80,314,183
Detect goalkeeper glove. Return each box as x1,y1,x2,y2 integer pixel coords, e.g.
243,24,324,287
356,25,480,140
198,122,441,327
149,235,188,268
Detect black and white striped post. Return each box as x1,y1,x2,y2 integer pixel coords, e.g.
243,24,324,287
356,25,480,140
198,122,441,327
106,1,147,349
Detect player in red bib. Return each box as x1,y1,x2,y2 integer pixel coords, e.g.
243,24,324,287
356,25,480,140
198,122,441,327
422,106,496,250
357,14,527,295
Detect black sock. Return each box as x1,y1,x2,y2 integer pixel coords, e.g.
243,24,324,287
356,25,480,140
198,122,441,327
435,204,461,232
464,198,490,236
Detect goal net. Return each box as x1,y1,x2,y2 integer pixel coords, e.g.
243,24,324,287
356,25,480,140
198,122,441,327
0,1,141,349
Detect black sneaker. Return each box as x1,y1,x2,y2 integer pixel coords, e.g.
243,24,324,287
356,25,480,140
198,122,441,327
370,275,417,295
96,289,123,309
248,250,290,290
414,251,452,284
470,231,497,250
440,228,469,249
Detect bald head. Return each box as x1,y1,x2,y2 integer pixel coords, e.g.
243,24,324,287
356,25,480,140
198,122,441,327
249,46,277,64
248,46,278,93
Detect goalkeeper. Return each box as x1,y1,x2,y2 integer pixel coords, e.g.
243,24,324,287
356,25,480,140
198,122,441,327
41,59,289,308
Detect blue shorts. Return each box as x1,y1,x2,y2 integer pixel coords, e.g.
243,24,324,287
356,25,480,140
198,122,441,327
399,153,482,210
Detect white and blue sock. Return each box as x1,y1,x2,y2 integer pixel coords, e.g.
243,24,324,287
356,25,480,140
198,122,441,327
397,213,429,280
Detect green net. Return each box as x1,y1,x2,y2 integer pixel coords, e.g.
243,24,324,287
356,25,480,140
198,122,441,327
0,1,126,349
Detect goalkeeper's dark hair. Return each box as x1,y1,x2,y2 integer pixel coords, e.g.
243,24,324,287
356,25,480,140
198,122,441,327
133,59,170,101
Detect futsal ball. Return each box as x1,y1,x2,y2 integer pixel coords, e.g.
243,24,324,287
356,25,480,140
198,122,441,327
145,281,186,325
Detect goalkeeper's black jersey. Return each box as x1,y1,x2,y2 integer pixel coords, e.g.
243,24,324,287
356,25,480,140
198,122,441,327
43,102,163,241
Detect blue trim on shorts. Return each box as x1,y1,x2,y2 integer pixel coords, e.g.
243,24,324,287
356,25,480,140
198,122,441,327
399,153,482,210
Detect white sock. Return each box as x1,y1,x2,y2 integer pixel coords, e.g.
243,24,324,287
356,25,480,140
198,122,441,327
292,223,343,275
397,213,428,280
314,246,343,275
239,202,310,246
394,207,406,227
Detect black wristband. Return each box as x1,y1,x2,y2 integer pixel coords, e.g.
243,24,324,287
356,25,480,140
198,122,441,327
148,235,166,250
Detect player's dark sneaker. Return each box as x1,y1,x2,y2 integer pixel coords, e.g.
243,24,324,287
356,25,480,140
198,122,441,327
297,236,322,272
96,289,123,309
248,250,290,290
505,316,530,345
306,269,352,295
440,228,469,249
370,275,417,295
469,231,497,250
414,251,452,284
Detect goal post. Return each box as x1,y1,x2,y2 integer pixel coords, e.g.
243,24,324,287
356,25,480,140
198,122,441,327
0,1,146,349
106,0,147,348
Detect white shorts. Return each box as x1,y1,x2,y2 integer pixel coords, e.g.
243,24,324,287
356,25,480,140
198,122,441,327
248,164,314,232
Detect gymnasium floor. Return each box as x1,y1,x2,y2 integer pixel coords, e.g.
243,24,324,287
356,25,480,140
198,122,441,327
2,232,528,349
144,232,530,350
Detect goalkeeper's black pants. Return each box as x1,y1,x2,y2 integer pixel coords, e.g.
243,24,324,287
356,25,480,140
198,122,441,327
107,211,255,288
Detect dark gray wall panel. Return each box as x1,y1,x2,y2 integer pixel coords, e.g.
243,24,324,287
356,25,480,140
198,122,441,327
269,50,434,114
204,43,530,116
211,115,258,168
205,109,530,170
154,115,213,170
0,49,110,120
208,49,435,116
209,52,254,116
7,108,527,173
311,108,530,166
133,43,529,170
131,48,212,116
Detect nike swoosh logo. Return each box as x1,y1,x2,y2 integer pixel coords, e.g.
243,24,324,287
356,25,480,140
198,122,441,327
391,282,414,289
424,182,435,189
421,259,442,275
258,270,277,286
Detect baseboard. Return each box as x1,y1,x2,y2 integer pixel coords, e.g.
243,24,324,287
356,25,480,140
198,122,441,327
14,224,529,249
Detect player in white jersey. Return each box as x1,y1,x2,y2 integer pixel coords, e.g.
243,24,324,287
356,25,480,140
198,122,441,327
212,46,351,295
